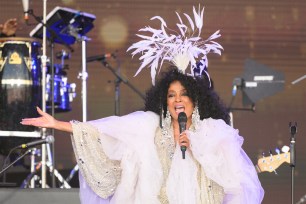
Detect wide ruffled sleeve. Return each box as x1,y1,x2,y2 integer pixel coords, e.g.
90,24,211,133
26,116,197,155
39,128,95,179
188,118,264,204
70,121,121,199
71,111,163,204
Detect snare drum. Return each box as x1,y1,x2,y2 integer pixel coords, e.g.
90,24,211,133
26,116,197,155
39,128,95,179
0,38,41,155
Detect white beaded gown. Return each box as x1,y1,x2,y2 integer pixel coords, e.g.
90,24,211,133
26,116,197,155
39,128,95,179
70,111,264,204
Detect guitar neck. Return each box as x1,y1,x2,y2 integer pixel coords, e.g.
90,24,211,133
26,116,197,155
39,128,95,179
256,152,290,173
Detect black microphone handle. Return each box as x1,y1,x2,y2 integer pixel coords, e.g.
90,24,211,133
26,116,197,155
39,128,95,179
179,122,187,159
179,123,186,134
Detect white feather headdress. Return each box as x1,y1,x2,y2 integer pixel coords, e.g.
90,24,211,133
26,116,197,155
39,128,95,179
127,6,223,85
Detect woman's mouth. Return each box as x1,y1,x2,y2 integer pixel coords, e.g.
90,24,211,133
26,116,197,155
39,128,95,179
175,105,185,113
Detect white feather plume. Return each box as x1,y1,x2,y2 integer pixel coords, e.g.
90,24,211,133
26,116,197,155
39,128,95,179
127,5,223,85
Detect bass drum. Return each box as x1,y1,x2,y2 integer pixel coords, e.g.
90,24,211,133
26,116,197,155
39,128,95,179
0,38,41,155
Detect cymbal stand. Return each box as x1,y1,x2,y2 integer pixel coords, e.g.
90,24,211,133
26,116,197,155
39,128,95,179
69,25,89,122
62,30,89,185
81,36,89,122
30,148,39,188
40,0,48,188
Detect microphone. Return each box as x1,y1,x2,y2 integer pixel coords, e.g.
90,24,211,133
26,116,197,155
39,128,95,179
86,53,115,63
22,0,29,21
178,112,187,159
17,135,54,149
232,77,244,96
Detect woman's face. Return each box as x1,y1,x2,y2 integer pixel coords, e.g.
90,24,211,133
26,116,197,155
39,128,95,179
167,80,194,122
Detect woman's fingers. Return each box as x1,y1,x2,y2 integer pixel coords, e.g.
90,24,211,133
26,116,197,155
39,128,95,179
179,133,190,148
21,107,54,128
21,118,37,126
36,106,50,117
21,117,48,128
36,106,44,115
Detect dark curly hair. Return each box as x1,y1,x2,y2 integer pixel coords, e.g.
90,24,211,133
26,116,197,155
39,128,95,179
144,67,230,125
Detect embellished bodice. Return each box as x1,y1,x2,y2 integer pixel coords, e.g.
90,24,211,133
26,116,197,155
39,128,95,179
155,126,175,203
154,125,224,204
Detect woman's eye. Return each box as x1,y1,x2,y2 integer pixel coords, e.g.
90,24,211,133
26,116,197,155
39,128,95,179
182,92,188,96
168,94,174,98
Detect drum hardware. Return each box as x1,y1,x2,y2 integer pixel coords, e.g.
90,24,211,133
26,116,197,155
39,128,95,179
26,4,81,187
56,50,70,60
29,5,96,118
45,52,76,112
20,143,71,189
28,6,95,188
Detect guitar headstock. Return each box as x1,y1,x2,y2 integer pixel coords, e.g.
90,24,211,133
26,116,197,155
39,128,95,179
257,151,290,173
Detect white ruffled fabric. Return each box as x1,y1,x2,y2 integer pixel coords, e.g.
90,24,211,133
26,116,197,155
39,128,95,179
72,111,264,204
188,118,264,204
166,145,200,204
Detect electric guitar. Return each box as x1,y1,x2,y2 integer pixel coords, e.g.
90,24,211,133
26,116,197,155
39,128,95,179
255,151,290,173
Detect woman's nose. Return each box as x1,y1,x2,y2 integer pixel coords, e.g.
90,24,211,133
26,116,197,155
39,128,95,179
175,95,181,102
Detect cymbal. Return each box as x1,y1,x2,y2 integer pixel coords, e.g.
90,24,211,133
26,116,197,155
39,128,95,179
0,37,39,42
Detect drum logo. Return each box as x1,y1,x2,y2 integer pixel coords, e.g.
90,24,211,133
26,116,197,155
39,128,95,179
9,52,22,64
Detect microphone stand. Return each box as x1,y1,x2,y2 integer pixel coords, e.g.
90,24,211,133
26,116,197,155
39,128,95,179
0,149,33,176
289,122,297,204
100,60,145,115
228,93,255,127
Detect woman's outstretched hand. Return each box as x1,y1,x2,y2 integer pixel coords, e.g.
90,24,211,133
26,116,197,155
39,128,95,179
21,107,73,133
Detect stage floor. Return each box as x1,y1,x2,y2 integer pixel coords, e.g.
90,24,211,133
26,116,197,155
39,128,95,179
0,188,80,204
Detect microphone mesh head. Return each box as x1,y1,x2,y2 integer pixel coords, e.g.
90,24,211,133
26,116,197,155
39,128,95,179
46,135,55,144
178,112,187,123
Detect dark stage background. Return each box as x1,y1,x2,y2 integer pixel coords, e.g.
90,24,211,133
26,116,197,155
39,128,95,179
0,0,305,203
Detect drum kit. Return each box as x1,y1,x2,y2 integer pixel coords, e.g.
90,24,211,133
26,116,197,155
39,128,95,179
0,6,95,188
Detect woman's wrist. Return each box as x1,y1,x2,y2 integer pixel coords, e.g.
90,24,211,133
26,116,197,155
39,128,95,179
55,120,73,133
